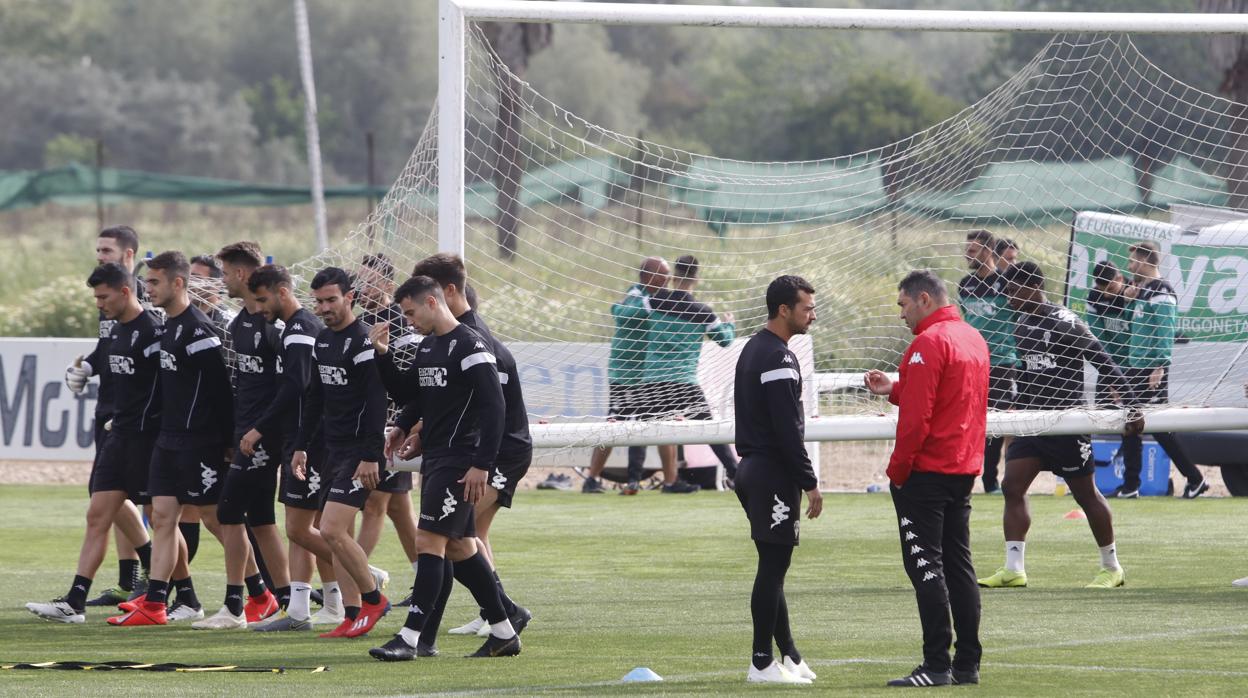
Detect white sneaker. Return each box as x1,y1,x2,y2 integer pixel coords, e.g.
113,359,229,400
166,601,205,622
310,606,345,626
191,606,247,630
25,599,85,624
369,564,390,591
783,656,817,681
449,615,489,636
1233,576,1248,588
748,660,811,684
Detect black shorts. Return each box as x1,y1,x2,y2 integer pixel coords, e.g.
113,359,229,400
279,438,329,511
148,444,227,505
217,432,282,526
322,448,387,510
988,364,1017,411
488,452,533,509
643,382,713,420
734,456,801,547
90,430,156,504
1006,435,1095,479
417,458,477,540
607,383,645,420
376,468,414,494
87,409,114,495
1124,366,1169,406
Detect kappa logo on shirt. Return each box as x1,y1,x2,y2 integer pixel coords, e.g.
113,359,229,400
291,323,302,331
193,327,206,338
475,341,485,349
782,354,794,364
769,494,791,529
908,353,924,365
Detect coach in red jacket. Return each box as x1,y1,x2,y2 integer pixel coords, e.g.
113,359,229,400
865,270,988,688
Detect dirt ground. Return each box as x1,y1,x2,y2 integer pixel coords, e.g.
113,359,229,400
1,439,1232,496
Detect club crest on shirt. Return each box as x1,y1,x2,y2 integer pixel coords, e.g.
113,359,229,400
344,337,353,353
253,331,261,349
131,330,140,346
448,339,457,355
175,325,184,341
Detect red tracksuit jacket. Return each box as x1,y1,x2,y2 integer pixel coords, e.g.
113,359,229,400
887,304,990,486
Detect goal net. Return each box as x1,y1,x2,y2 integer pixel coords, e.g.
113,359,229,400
273,23,1248,460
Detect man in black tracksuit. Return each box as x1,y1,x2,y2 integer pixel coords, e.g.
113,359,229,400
733,275,822,685
64,226,152,606
291,267,390,639
389,252,533,644
368,275,519,662
245,264,334,629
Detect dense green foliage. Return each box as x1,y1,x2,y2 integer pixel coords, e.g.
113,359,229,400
1,485,1246,695
0,0,1228,183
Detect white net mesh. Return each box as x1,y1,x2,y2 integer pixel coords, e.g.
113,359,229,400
269,30,1248,450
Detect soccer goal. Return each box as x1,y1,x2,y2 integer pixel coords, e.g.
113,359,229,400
291,1,1248,452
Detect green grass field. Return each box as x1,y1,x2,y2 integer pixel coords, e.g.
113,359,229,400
1,485,1246,696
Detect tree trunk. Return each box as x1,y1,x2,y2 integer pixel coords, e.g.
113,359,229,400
481,22,552,260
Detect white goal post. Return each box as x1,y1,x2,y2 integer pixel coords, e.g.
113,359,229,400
428,0,1248,446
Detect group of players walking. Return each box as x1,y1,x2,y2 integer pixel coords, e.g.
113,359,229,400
25,226,533,661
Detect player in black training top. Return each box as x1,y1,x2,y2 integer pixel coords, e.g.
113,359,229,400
26,264,161,624
290,267,390,639
246,264,339,630
191,242,285,630
733,275,822,684
354,253,421,591
63,226,152,608
381,252,532,644
108,251,233,627
368,275,520,662
978,261,1141,592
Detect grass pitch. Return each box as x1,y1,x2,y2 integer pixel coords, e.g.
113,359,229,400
1,484,1246,696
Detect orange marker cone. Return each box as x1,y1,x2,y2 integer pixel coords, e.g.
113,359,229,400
1064,509,1087,520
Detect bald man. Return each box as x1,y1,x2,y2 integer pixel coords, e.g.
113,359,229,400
582,257,687,493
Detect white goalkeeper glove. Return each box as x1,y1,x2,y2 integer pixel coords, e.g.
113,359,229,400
65,357,92,395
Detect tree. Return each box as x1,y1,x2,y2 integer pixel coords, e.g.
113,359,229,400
480,22,553,260
1203,0,1248,210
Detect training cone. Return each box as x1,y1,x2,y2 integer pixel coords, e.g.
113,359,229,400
621,667,663,683
1064,509,1087,520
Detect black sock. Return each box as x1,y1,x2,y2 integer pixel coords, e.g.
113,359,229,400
275,585,291,610
173,577,200,608
66,575,93,610
179,522,200,563
146,579,170,606
135,542,152,573
118,559,139,592
225,584,245,616
245,573,266,598
361,588,382,606
751,540,794,670
417,558,455,640
454,552,508,624
404,553,445,633
492,570,518,616
344,605,361,621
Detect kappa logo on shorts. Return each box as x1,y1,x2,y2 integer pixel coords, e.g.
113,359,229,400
491,472,508,490
306,467,322,494
769,494,791,529
439,488,458,520
250,446,270,471
1079,439,1093,464
348,478,364,494
200,462,218,492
